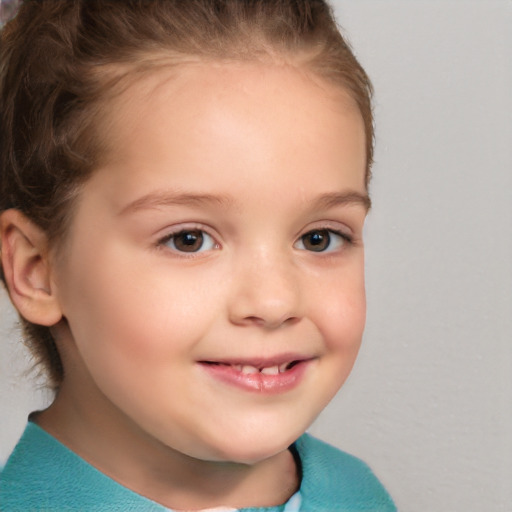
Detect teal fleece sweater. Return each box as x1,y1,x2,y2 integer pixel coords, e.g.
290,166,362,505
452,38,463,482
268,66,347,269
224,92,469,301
0,422,396,511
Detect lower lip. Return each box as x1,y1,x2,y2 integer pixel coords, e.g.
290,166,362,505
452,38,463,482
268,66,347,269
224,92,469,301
199,361,311,394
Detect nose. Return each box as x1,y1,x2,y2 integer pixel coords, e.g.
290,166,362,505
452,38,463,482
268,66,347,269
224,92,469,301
227,250,303,329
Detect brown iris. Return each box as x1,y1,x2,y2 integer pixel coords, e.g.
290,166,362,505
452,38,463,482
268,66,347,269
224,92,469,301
172,230,205,252
301,230,331,252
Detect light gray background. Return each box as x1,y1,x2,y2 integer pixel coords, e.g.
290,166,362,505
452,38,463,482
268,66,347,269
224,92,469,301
1,2,511,511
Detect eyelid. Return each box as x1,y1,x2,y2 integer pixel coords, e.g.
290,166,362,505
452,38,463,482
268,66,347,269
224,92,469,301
297,220,354,239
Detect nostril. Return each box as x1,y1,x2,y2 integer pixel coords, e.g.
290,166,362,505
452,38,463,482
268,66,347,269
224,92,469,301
241,314,299,329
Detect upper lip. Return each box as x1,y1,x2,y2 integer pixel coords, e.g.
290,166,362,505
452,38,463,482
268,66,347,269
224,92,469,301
199,353,314,368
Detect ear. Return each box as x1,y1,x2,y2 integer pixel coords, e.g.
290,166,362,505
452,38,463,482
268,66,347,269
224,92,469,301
0,209,63,326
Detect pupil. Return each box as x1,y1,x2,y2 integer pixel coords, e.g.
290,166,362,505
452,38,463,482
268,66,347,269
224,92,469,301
304,230,330,252
176,230,203,252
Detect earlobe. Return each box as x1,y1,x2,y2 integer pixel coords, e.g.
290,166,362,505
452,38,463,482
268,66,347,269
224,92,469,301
0,209,63,327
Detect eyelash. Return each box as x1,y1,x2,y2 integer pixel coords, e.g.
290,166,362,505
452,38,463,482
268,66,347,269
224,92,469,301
294,228,353,253
157,227,220,255
156,226,353,256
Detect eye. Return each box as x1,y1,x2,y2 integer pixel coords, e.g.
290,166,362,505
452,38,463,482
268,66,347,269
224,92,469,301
160,229,218,253
295,229,350,253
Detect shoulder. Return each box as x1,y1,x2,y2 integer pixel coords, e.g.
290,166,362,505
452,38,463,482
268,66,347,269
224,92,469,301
294,433,397,512
0,422,166,511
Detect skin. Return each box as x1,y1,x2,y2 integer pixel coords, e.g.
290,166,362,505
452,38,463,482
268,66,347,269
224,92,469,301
4,61,369,510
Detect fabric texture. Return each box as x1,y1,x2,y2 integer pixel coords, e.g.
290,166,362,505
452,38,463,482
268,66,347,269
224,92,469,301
0,422,396,511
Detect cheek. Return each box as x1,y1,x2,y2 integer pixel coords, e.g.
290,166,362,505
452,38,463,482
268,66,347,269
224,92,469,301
63,242,217,346
311,265,366,352
71,280,198,366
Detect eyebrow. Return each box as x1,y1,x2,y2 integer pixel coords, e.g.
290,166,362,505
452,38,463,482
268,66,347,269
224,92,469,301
312,191,372,211
119,191,234,215
119,189,371,216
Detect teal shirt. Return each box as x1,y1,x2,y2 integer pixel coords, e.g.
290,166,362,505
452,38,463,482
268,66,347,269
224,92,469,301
0,423,396,511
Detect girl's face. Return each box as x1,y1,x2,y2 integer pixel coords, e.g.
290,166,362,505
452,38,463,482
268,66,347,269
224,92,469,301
51,62,368,464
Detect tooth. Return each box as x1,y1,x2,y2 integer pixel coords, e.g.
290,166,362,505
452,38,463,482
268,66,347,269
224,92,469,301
233,365,243,372
260,366,279,375
241,365,259,374
279,363,289,373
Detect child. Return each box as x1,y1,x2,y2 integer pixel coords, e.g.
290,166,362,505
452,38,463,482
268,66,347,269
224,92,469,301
0,1,396,510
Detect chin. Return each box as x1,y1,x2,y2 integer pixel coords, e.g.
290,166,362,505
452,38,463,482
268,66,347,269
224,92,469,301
213,443,289,465
200,423,306,465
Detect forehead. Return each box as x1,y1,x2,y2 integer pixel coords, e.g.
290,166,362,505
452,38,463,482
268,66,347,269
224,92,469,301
87,61,367,210
100,60,363,148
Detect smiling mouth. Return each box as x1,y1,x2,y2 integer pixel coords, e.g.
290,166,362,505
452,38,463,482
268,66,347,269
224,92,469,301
198,358,312,393
202,360,301,375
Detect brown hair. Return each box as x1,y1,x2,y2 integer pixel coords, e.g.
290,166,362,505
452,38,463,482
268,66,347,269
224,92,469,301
0,0,373,388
